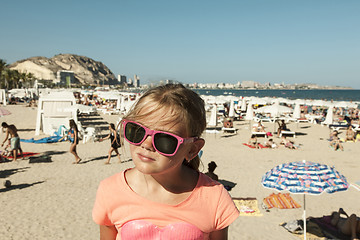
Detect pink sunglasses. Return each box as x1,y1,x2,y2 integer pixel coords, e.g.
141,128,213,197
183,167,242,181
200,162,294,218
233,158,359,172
123,119,198,156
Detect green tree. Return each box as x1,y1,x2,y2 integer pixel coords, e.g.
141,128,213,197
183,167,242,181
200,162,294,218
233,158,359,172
0,59,7,88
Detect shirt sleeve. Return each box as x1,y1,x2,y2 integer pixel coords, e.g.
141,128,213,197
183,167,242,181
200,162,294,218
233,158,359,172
92,181,113,226
214,186,239,230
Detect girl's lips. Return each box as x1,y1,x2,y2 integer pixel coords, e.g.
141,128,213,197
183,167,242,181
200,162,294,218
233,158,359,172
137,153,155,162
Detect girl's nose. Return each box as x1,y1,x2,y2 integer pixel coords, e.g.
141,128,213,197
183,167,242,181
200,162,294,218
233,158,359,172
140,135,155,152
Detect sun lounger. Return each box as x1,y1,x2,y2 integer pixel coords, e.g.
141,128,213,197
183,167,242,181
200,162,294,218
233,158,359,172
279,130,296,138
329,123,349,131
252,132,267,138
296,118,309,123
222,127,237,133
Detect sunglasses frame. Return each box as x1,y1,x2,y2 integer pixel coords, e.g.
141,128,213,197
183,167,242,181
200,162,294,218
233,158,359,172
123,119,198,157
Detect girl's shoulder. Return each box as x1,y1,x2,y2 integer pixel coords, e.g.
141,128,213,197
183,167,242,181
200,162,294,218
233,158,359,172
99,170,128,189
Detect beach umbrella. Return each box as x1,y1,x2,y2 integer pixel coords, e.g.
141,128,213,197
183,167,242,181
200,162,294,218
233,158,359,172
207,105,218,127
240,98,247,111
333,101,358,109
254,101,293,117
322,105,334,125
262,160,349,240
0,108,11,117
228,100,235,118
293,103,301,119
244,102,254,121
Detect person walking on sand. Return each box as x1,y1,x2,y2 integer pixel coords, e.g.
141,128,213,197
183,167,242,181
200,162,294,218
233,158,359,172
68,119,81,164
100,123,121,164
93,84,239,239
1,122,24,161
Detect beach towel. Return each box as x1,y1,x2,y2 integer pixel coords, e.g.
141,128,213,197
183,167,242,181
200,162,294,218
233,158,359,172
232,197,263,216
21,135,64,143
263,193,301,209
4,152,39,159
242,143,269,149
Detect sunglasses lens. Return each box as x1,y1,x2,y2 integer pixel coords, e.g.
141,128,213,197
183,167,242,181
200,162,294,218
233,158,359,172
154,133,178,155
125,122,146,144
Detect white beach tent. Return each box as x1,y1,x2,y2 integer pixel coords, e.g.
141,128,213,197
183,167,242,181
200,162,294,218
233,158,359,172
35,91,77,136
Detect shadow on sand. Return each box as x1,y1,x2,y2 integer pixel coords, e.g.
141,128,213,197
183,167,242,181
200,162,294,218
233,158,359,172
0,181,45,193
0,167,30,179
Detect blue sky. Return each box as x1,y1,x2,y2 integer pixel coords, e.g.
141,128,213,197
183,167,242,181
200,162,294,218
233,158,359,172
1,0,359,88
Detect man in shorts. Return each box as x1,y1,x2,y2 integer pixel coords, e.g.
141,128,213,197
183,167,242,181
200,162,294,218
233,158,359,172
1,122,24,161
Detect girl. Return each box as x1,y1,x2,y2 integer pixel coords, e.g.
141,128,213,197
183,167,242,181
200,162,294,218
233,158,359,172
93,84,239,240
68,119,81,164
100,123,121,164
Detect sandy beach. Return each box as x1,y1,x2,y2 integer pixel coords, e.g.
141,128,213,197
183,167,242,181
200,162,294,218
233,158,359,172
0,104,359,240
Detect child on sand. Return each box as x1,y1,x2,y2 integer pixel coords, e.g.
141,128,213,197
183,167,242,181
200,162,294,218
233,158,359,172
100,123,121,164
93,84,239,239
0,139,11,162
68,119,81,164
1,122,24,161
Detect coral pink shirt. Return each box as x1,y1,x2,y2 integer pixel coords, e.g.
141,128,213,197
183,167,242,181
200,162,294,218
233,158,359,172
93,169,239,240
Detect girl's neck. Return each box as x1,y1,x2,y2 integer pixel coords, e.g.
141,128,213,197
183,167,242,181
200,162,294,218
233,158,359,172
142,165,197,192
126,165,199,204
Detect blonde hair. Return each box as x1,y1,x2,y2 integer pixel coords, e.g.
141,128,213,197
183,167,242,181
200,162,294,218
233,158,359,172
123,84,206,170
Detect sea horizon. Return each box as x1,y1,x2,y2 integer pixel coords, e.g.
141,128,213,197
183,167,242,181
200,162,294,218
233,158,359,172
191,89,360,103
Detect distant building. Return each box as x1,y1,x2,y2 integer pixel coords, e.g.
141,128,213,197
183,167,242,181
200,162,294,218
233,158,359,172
117,75,127,85
241,80,256,88
134,74,140,87
128,78,133,87
56,70,75,86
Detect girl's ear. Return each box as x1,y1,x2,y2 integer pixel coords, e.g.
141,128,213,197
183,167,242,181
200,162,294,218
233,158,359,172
186,138,205,161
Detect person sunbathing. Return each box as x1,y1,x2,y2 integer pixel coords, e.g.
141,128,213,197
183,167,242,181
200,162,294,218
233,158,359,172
345,125,356,142
248,134,261,149
280,136,298,149
264,138,278,149
253,122,265,132
330,133,344,151
331,208,360,240
277,119,289,136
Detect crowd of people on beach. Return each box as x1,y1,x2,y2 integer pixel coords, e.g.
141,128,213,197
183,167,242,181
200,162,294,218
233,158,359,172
2,85,360,239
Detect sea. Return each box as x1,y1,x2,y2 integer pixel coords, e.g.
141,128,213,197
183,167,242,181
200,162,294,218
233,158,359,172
191,89,360,103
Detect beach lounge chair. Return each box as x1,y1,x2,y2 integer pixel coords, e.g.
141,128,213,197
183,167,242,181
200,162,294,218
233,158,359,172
279,130,296,138
252,132,267,138
222,127,238,134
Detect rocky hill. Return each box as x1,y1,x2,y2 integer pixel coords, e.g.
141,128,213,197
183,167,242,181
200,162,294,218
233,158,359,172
9,54,117,85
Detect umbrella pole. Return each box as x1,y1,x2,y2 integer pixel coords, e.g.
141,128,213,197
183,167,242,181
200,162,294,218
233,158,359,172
303,194,306,240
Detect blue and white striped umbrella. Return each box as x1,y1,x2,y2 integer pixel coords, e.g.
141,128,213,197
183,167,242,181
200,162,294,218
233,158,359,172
262,161,349,195
261,160,349,240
